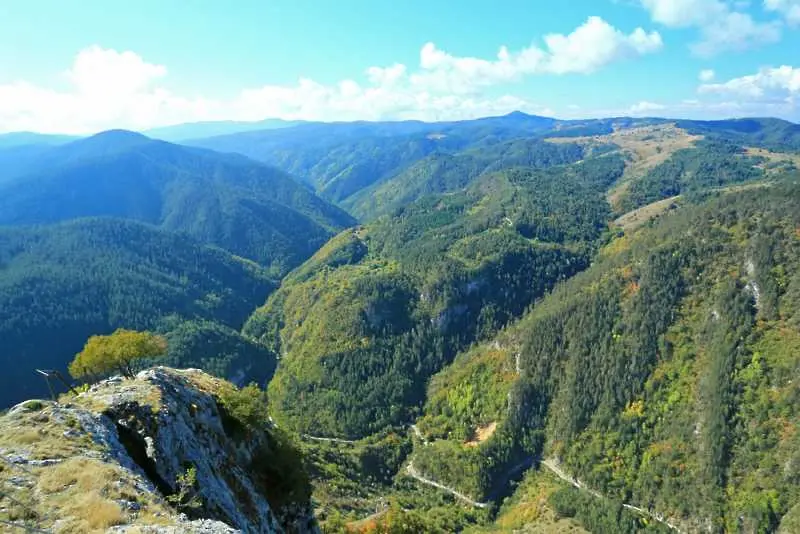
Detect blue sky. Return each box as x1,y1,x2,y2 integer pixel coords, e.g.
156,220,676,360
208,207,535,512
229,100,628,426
0,0,798,133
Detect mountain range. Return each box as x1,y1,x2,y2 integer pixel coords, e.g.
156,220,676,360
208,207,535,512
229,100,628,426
1,111,800,533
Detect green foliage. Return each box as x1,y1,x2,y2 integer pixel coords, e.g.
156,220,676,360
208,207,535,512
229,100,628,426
214,381,312,512
0,218,275,407
159,319,277,388
413,441,490,500
167,466,203,513
0,130,354,272
621,140,765,211
409,182,800,530
344,137,585,220
69,329,167,380
250,154,623,438
250,428,313,511
188,113,660,210
189,113,564,204
418,343,516,441
549,487,671,533
217,382,270,436
322,505,442,533
677,117,800,152
300,429,413,522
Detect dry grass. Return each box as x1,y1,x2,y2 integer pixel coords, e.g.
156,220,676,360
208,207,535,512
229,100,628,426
134,509,175,527
34,454,176,532
179,368,225,396
13,429,44,444
744,146,800,173
465,422,498,447
0,411,92,461
63,492,126,531
613,195,681,231
605,125,702,210
0,401,177,533
38,457,120,493
546,124,703,212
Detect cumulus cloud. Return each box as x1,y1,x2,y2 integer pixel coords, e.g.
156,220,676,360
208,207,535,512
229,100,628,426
628,101,667,114
0,17,662,134
541,16,663,73
698,65,800,99
563,65,800,122
639,0,781,56
409,17,661,92
764,0,800,24
699,69,716,82
587,95,798,122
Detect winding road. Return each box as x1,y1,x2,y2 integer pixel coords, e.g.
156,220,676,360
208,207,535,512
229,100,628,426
540,458,683,533
405,461,489,508
299,434,358,445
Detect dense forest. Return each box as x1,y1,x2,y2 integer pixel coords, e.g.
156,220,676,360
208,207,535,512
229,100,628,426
406,183,800,533
3,113,800,533
244,152,627,438
0,218,277,406
341,137,593,220
619,139,766,211
187,112,652,205
0,130,354,274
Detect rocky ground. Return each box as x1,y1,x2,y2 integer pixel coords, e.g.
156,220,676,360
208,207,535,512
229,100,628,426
0,367,317,533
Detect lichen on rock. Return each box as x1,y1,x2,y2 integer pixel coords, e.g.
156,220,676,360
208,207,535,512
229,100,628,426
0,367,317,533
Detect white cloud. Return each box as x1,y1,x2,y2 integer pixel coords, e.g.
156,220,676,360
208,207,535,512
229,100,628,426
683,65,800,120
698,65,800,98
699,69,716,82
628,101,667,114
67,46,166,96
0,17,662,134
540,16,663,74
409,16,661,93
0,47,217,134
641,0,726,26
765,0,800,24
639,0,781,56
366,63,407,87
586,95,798,122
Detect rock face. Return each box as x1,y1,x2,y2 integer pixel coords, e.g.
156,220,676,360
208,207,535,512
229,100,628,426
0,367,317,533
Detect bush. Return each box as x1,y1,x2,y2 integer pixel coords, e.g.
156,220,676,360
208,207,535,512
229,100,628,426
216,382,270,437
69,329,167,381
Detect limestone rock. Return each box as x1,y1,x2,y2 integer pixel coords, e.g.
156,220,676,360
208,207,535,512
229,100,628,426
0,367,317,533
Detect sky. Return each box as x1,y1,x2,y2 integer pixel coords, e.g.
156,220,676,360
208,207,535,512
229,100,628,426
0,0,798,134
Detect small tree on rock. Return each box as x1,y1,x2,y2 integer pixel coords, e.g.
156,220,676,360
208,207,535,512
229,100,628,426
69,329,168,381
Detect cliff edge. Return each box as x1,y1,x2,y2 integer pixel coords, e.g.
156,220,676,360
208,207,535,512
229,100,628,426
0,367,316,533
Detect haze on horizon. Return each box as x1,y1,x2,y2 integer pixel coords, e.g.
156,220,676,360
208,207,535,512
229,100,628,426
0,0,799,134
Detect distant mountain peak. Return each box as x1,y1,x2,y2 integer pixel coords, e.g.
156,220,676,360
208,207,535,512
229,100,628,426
56,129,155,157
85,129,152,143
504,110,534,119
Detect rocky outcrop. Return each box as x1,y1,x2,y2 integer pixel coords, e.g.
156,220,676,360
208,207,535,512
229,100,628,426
0,367,317,533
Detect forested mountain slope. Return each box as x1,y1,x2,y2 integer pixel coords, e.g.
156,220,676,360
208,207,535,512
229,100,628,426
244,153,626,438
187,113,654,205
677,117,800,152
0,218,277,407
0,132,77,148
142,118,303,142
3,114,800,532
188,115,800,225
340,137,593,220
0,130,355,273
407,182,800,533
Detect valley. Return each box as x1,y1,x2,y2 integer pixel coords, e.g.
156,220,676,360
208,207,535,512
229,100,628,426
1,112,800,533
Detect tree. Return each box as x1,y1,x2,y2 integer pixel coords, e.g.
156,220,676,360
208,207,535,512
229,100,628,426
69,329,167,380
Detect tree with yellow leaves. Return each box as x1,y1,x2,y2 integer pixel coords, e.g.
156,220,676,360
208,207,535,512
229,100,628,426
69,329,167,381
